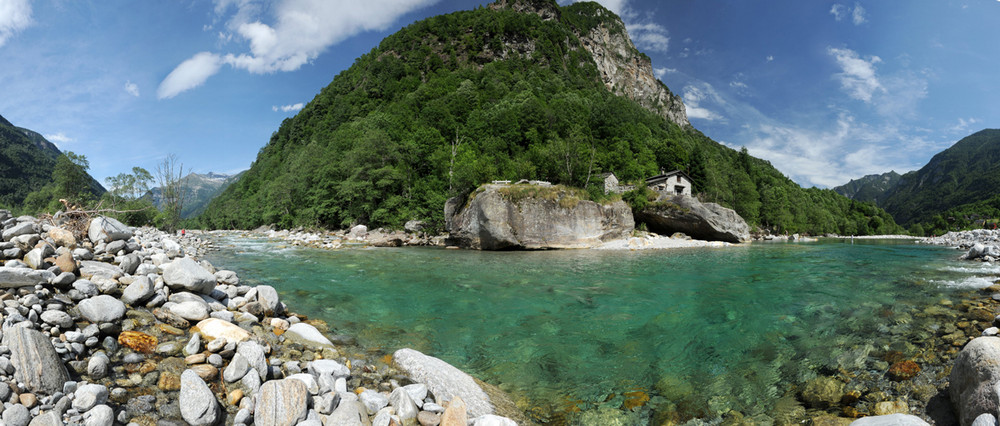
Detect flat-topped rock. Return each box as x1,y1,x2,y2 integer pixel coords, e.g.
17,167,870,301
78,295,126,323
195,318,250,344
0,267,54,288
283,322,335,350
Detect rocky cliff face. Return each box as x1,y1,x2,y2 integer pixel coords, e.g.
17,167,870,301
572,8,689,127
445,184,634,250
492,0,689,128
637,194,750,243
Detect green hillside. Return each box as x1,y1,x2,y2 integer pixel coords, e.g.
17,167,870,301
198,0,900,236
880,129,1000,226
0,114,105,208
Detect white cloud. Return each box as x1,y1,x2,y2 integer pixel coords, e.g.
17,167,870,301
950,117,980,134
852,3,867,25
0,0,32,48
44,132,73,144
220,0,440,74
157,52,224,99
161,0,438,96
124,81,140,97
272,103,304,112
653,67,676,79
625,21,669,53
683,83,724,121
830,3,866,25
586,0,628,14
830,4,847,21
828,47,884,103
766,55,774,62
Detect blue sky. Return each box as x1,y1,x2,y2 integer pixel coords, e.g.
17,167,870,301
1,0,997,189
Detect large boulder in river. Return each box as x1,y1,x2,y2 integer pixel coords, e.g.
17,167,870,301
950,337,1000,426
636,194,750,243
87,216,132,243
445,184,634,250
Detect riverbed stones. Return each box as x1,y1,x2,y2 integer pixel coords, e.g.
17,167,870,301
390,387,420,423
951,337,1000,426
327,400,370,426
169,301,210,321
78,261,123,279
162,257,216,294
849,414,931,426
72,383,109,412
283,322,334,349
394,348,494,418
256,284,281,315
257,378,309,425
82,404,113,426
237,341,268,380
195,318,250,344
48,226,76,248
121,275,154,305
3,222,35,241
440,396,467,426
0,267,54,288
4,327,70,393
180,369,221,425
78,295,126,323
40,309,73,328
87,216,132,243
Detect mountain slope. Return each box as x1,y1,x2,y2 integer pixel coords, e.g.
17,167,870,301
0,114,104,207
879,129,1000,226
199,0,899,236
832,171,901,204
149,172,243,219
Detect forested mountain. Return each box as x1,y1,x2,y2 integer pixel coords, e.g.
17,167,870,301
198,0,900,236
148,172,243,219
0,114,104,208
832,171,902,205
878,129,1000,227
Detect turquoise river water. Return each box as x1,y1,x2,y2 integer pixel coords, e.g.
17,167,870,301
204,237,1000,423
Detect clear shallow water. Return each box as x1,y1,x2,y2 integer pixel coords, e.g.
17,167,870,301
205,237,989,422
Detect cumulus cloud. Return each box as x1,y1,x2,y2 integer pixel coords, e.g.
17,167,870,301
160,0,438,98
766,55,774,62
157,52,223,99
272,103,304,112
683,83,724,121
828,47,884,103
125,81,140,97
0,0,32,48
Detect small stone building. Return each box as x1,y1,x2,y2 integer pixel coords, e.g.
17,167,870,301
646,170,694,196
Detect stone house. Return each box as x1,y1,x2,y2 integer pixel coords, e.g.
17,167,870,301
646,169,694,196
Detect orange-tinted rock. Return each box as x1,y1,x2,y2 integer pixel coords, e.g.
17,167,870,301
54,251,77,274
157,372,181,391
440,396,467,426
118,331,158,354
622,390,650,410
228,389,244,406
888,360,921,381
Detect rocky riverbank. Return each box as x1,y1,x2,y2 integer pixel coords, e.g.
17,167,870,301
924,230,1000,262
0,210,523,426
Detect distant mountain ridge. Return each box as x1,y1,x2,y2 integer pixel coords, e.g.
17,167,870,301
832,171,902,204
833,129,1000,227
149,171,244,219
0,114,104,207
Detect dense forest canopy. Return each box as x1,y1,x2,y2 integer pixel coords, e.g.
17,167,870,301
197,0,900,236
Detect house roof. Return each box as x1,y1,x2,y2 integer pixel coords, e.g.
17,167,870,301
645,169,694,184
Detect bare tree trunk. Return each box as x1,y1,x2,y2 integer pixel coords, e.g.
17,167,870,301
155,154,187,232
449,134,463,192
